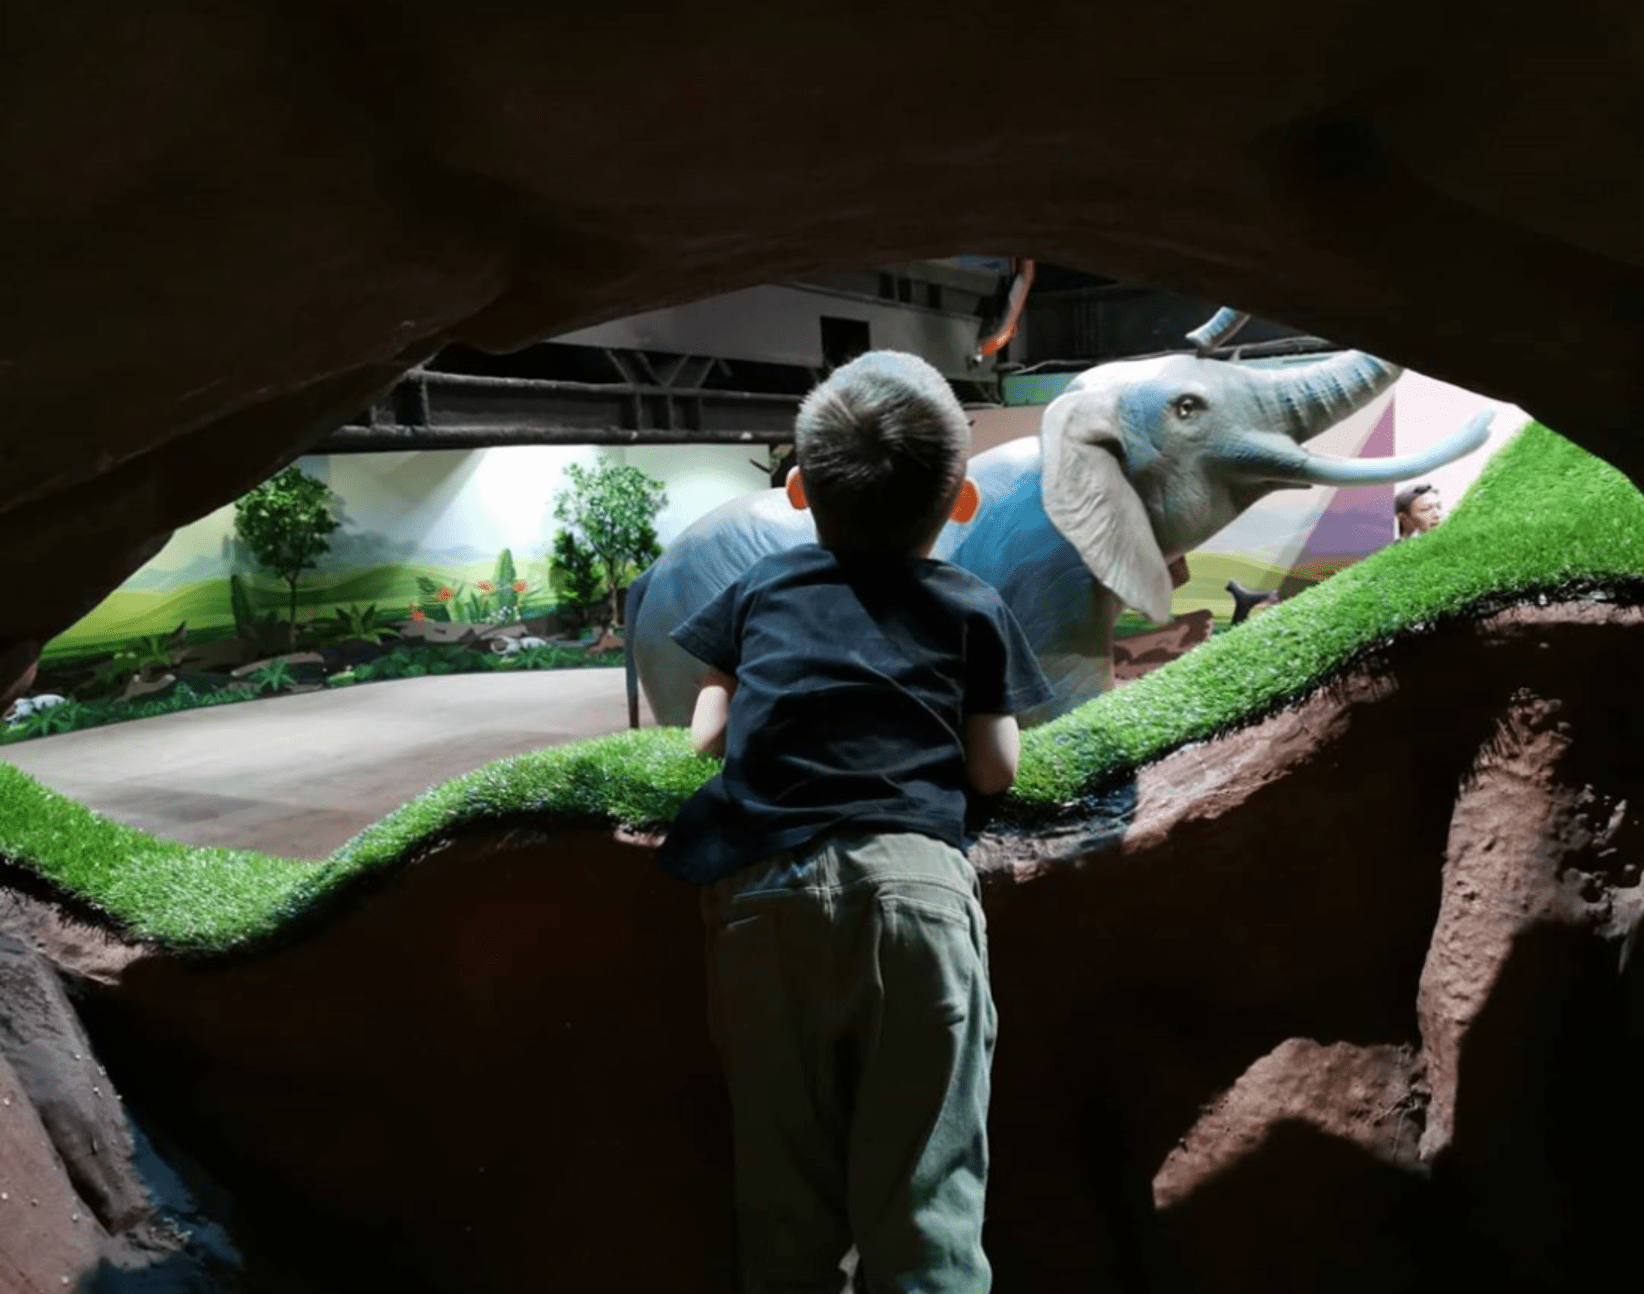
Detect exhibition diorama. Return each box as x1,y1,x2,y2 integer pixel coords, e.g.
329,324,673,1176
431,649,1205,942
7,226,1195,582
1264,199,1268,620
2,6,1642,1292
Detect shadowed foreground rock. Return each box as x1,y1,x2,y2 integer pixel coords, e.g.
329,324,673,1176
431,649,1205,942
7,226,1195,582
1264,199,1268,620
0,931,241,1290
3,599,1642,1291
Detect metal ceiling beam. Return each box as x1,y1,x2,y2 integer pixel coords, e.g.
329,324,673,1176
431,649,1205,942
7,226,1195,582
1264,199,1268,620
315,347,1005,453
316,366,804,452
317,423,798,451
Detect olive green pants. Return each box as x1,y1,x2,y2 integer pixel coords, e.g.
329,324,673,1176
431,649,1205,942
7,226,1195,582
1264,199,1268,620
701,832,997,1294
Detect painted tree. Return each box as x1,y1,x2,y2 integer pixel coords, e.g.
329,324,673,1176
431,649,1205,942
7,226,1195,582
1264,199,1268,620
232,465,340,647
552,460,667,627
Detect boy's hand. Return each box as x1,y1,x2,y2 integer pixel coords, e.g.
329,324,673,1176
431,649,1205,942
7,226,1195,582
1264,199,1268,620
964,713,1020,796
689,667,737,758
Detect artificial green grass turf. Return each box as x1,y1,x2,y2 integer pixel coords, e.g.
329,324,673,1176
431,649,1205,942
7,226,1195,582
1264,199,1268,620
0,765,325,948
2,420,1640,951
0,727,718,950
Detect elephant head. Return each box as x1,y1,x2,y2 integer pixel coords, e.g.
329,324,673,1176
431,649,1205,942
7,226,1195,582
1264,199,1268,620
1039,340,1490,622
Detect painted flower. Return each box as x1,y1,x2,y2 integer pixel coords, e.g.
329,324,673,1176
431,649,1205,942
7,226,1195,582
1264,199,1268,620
511,580,528,593
436,586,455,601
409,605,426,622
476,581,496,593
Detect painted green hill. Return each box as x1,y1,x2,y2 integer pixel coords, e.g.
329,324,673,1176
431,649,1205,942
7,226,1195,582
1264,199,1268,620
46,559,553,659
1,422,1640,954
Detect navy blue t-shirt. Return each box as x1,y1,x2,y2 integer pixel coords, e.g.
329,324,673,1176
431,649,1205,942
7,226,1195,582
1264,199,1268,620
655,544,1054,885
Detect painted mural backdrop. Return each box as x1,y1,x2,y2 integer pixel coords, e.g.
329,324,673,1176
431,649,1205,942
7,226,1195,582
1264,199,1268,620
44,444,768,662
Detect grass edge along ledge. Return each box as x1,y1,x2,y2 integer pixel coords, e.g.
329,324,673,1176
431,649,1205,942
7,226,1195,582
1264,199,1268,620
3,422,1641,953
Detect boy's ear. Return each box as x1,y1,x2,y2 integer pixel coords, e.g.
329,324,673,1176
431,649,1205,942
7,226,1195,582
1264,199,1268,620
785,466,809,511
950,477,981,524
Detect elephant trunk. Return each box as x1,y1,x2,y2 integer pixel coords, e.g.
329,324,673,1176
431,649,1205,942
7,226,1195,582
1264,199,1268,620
1233,412,1494,487
1250,350,1403,442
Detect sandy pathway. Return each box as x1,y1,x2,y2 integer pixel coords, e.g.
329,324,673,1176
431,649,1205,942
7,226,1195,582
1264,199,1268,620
1,669,655,859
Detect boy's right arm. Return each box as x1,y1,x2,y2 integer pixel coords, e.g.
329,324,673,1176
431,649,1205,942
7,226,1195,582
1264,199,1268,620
670,574,747,759
689,667,738,758
964,712,1021,796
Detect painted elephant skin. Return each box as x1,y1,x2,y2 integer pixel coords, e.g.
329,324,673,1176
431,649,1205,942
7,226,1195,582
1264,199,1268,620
626,350,1490,729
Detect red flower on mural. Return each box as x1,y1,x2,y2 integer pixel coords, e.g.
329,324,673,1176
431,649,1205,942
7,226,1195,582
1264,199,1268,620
476,581,496,593
436,586,456,602
511,580,528,593
409,605,426,622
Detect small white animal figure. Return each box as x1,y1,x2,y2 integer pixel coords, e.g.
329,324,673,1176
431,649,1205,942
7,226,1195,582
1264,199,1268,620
489,635,551,656
5,693,66,724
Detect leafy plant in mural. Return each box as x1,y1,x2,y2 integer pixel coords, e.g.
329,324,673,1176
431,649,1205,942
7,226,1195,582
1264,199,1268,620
355,644,477,681
233,465,341,647
465,548,542,624
83,623,186,699
248,660,298,696
551,460,667,627
412,575,466,623
407,550,548,627
627,520,663,587
342,642,625,686
549,529,607,631
14,699,87,738
311,603,399,646
230,573,287,655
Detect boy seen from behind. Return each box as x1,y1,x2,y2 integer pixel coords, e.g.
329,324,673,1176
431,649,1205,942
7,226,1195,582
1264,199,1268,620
656,351,1054,1293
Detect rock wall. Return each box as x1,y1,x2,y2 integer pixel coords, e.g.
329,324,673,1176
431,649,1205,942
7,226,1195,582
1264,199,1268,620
3,599,1641,1290
5,4,1644,696
0,929,241,1291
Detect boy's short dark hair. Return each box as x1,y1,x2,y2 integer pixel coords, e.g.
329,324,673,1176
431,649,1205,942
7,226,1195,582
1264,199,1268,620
794,351,972,554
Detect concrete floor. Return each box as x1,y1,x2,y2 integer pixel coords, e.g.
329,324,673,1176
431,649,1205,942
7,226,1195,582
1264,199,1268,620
1,670,654,859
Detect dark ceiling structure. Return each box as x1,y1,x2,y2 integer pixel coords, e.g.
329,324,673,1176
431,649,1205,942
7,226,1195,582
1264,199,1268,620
315,263,1313,453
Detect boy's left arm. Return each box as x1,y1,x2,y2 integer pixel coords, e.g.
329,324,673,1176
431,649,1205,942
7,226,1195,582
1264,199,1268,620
689,667,738,758
963,712,1021,796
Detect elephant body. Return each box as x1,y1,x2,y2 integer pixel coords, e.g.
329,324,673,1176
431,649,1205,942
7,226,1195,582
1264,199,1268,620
931,438,1116,726
627,344,1492,730
628,438,1136,729
626,489,821,730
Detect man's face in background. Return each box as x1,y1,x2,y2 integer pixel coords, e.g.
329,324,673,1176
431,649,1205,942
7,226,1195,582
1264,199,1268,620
1407,491,1444,533
1398,489,1444,537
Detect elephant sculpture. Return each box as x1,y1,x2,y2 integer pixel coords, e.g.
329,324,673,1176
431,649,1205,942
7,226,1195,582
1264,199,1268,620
626,322,1490,729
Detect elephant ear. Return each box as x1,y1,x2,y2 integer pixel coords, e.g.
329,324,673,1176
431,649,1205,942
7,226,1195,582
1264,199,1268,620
1040,390,1176,623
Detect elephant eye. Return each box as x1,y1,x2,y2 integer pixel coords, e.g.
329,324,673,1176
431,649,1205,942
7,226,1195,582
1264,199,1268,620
1172,394,1205,418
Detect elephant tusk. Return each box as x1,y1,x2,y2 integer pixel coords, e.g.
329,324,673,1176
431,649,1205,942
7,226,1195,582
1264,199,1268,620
1232,412,1493,487
1298,411,1492,486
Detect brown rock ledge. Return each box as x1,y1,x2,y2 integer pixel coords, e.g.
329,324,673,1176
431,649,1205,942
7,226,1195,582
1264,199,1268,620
4,599,1641,1291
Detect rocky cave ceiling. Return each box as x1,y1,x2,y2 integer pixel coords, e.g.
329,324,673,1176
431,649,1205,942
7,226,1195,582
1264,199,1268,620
4,1,1642,687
